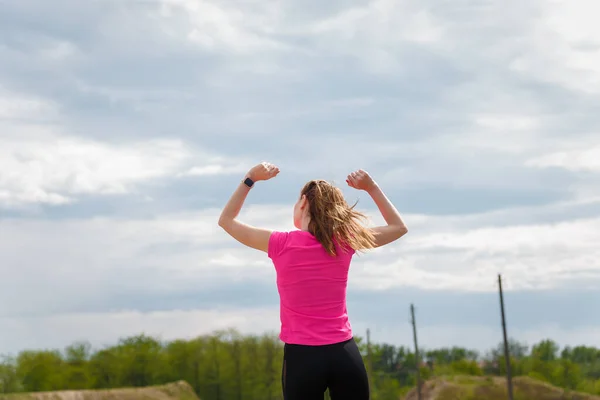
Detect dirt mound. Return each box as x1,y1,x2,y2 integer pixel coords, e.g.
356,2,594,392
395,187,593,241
0,381,199,400
403,376,600,400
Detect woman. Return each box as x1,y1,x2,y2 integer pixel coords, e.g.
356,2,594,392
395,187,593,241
218,162,408,400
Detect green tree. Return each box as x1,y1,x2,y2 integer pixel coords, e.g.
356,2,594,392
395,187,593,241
259,333,282,400
531,339,559,362
242,335,261,400
0,356,20,394
2,330,600,399
63,342,92,389
163,339,199,390
450,359,483,376
88,347,122,388
16,350,64,392
225,330,244,400
117,334,163,387
551,358,581,390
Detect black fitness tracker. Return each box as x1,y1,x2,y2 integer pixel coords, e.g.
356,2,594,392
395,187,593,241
243,177,254,188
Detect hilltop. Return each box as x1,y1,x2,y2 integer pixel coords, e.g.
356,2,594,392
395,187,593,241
403,376,600,400
0,381,199,400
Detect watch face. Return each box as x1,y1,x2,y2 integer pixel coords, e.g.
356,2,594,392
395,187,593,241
244,177,254,187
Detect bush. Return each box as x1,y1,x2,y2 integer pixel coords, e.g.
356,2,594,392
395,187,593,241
449,360,483,377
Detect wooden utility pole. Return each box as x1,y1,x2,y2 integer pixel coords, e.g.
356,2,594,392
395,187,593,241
498,274,514,400
367,328,373,398
411,304,422,400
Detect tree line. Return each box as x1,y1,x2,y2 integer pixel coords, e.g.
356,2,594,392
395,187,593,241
1,329,600,399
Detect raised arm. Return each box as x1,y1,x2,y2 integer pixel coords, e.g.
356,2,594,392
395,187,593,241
218,162,280,252
347,169,408,248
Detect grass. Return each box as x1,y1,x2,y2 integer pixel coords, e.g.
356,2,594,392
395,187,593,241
0,381,200,400
403,376,600,400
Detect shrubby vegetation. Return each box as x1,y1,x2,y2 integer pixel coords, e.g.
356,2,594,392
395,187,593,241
1,329,599,400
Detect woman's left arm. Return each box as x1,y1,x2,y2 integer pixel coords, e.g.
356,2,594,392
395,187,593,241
218,162,280,252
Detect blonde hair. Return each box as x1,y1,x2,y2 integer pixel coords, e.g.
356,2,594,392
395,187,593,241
301,179,376,256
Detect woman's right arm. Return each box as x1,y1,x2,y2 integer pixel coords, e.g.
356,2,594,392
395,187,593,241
347,170,408,248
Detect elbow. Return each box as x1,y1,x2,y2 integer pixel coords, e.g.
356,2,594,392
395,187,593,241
371,224,407,248
218,214,236,231
396,225,408,239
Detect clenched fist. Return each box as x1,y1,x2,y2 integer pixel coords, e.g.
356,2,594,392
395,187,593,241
346,169,377,192
247,162,280,182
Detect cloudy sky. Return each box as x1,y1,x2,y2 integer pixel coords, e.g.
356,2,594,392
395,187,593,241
1,0,600,356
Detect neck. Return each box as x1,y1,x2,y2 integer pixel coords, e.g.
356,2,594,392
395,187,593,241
300,216,311,232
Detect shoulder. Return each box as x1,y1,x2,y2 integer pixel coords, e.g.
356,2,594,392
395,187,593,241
268,230,291,259
268,230,314,259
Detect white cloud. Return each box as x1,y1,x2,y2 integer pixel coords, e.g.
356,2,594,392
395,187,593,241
152,0,446,75
458,113,544,155
308,0,442,44
0,86,58,119
0,87,250,208
156,0,289,54
526,144,600,172
300,0,443,74
0,133,191,208
0,130,255,208
396,217,600,291
0,87,188,207
509,0,600,93
2,198,599,330
0,207,286,319
181,163,247,177
0,308,281,353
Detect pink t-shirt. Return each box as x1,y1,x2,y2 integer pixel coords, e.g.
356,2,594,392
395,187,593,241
268,229,355,346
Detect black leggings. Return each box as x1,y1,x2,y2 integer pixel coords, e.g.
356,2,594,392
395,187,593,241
281,337,370,400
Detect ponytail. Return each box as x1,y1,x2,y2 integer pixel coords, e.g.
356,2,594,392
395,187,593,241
302,180,376,256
